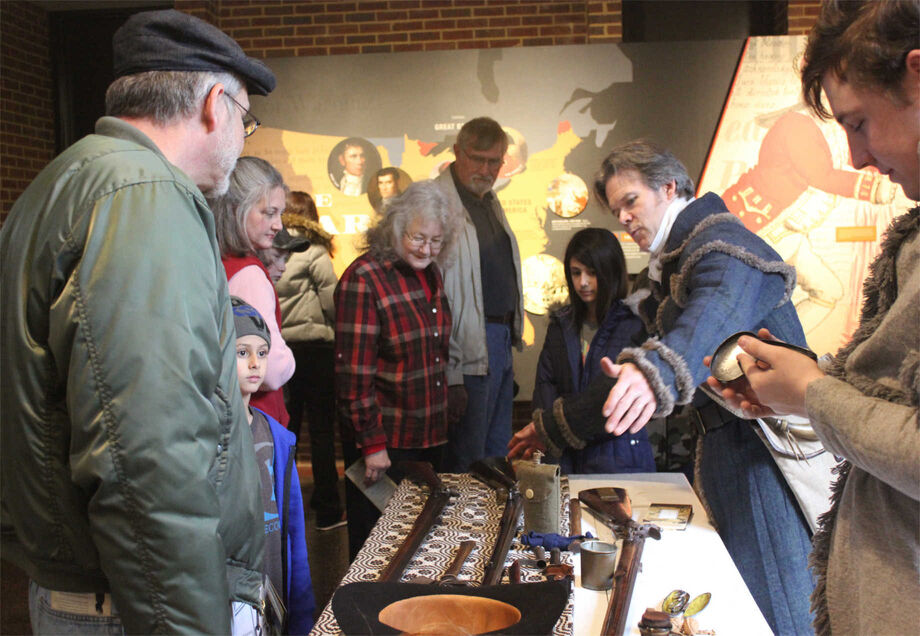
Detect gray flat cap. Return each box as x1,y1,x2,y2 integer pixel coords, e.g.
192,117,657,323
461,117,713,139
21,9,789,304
113,9,276,96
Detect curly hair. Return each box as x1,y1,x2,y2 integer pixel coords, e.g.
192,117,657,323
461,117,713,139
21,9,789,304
362,180,461,268
801,0,920,119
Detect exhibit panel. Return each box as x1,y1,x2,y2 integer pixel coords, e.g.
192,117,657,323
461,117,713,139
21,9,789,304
698,35,914,356
244,40,742,399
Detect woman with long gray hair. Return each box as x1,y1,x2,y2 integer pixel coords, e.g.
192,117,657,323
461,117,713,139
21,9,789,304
210,156,296,427
334,180,460,558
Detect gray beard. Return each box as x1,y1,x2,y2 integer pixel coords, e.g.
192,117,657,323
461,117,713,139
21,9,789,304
207,167,233,197
202,146,238,197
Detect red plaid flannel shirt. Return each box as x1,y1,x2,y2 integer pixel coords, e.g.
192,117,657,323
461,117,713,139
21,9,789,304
334,253,451,450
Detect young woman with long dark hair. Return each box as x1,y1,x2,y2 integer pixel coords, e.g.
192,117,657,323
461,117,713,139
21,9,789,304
532,228,654,473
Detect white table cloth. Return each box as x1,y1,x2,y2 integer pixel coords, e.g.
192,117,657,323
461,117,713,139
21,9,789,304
570,473,772,635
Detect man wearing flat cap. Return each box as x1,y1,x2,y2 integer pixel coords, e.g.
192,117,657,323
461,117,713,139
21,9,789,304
0,9,276,634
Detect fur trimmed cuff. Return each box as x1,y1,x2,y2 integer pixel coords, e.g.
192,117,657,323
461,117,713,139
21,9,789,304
533,408,564,457
898,350,920,402
617,345,676,418
553,398,587,450
642,338,695,405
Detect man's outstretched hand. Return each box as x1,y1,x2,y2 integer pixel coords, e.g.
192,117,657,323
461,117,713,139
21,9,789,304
601,359,656,435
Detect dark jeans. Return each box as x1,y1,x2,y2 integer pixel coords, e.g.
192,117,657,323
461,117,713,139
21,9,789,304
699,420,815,635
342,438,446,562
286,341,342,524
445,323,514,472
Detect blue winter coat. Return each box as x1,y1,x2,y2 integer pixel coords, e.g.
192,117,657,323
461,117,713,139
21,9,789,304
533,301,655,473
254,408,316,635
620,193,807,414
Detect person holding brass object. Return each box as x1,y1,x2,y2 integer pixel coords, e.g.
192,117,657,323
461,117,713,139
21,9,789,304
708,2,920,634
510,140,814,634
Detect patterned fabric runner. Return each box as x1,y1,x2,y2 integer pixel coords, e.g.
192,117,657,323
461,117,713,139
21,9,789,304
312,473,574,635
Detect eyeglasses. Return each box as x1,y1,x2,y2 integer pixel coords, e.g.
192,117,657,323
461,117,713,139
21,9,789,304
404,233,444,251
224,93,260,138
461,147,504,170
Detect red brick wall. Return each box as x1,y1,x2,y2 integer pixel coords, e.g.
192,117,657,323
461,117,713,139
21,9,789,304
1,1,54,219
174,1,624,58
2,0,828,220
787,0,822,35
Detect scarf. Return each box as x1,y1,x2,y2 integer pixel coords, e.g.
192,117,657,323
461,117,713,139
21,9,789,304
648,196,693,282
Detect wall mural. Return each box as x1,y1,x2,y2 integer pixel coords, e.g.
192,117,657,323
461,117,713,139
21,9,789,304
245,40,742,399
698,36,911,356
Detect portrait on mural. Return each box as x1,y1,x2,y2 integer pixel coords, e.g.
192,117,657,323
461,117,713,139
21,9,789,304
327,137,382,197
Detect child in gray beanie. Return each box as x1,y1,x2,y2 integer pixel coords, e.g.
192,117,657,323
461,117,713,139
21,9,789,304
230,296,315,633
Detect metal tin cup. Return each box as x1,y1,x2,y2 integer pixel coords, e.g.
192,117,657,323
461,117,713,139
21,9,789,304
580,540,618,591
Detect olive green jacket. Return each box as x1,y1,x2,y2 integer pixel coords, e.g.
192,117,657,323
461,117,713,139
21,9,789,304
0,117,264,633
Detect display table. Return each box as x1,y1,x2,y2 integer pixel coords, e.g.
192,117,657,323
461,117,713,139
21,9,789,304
570,473,771,635
311,472,771,635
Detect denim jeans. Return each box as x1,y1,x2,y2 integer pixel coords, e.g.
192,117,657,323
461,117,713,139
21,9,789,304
699,421,815,635
30,581,259,635
446,323,514,472
29,581,124,636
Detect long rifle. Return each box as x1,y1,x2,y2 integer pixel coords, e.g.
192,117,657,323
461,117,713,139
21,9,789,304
470,457,524,586
378,462,457,582
579,488,661,636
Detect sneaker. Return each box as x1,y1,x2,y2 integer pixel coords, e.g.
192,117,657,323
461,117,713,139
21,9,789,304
316,513,347,531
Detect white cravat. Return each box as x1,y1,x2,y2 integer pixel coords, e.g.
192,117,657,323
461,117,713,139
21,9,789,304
647,196,694,282
340,172,363,196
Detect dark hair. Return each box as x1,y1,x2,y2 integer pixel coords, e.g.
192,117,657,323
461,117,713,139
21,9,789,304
456,116,509,153
594,139,694,207
340,137,364,153
801,0,919,119
286,190,318,222
563,228,629,333
377,167,399,181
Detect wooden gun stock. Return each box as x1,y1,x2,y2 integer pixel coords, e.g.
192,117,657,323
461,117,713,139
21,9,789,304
378,462,456,582
579,488,661,636
471,457,523,586
601,524,659,636
482,489,524,585
569,497,582,536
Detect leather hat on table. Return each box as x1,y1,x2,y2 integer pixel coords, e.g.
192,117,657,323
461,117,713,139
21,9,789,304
332,580,569,635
